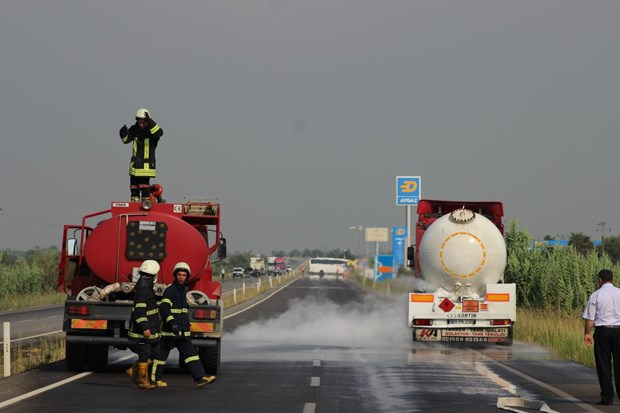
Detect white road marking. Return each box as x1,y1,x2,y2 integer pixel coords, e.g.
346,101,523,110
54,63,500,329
312,359,321,367
223,278,299,319
310,376,320,387
0,372,92,409
482,354,604,413
302,403,316,413
0,354,134,408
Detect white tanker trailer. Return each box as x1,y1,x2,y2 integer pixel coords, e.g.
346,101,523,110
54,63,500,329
408,200,515,345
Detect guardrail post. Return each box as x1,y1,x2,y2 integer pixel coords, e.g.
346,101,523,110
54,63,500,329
3,322,10,377
233,288,237,304
257,279,261,293
269,276,273,287
242,282,246,297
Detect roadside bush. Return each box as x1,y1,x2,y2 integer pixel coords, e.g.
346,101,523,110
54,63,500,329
504,219,620,314
0,247,59,300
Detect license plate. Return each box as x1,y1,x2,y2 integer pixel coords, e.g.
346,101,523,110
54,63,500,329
448,319,475,325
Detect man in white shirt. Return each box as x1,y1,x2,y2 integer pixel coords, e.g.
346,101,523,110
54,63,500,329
583,269,620,406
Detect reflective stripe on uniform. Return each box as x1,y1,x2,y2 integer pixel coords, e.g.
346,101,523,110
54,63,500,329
151,359,166,381
161,299,173,306
144,138,149,160
135,303,147,308
128,331,160,340
136,317,148,323
146,309,158,315
150,124,160,134
185,355,200,364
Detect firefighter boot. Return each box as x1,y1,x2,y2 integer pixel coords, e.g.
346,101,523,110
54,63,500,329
131,197,140,203
196,375,216,388
125,362,139,385
137,362,155,389
155,380,168,388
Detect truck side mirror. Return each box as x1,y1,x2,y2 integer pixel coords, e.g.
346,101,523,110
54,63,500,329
218,238,227,259
407,245,415,268
66,238,78,256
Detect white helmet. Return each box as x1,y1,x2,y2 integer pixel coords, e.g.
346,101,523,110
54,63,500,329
139,259,160,276
173,262,191,277
135,108,150,120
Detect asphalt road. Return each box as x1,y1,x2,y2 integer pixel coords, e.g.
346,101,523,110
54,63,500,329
0,278,611,412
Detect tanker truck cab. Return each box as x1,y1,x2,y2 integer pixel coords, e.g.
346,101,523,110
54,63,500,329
58,190,226,373
407,200,516,346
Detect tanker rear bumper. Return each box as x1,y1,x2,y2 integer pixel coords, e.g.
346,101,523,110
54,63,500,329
65,335,221,347
412,326,513,344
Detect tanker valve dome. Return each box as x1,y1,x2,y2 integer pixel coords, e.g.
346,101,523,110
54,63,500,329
450,207,476,224
141,199,153,211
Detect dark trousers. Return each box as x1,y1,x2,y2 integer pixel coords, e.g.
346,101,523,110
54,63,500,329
130,176,151,198
594,327,620,403
152,337,206,382
130,340,161,362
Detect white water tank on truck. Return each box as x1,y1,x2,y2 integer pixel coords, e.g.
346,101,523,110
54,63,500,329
418,208,507,295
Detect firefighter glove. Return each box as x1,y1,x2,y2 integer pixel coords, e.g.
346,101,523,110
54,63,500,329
119,124,128,137
146,118,156,129
171,324,181,336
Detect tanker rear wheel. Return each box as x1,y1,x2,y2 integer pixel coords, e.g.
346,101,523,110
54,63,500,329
199,341,221,375
86,345,109,371
66,342,87,372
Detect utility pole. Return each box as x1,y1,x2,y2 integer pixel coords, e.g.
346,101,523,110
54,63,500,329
597,221,609,253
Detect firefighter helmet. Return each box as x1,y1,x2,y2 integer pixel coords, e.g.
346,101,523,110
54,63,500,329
135,108,150,120
173,262,191,277
139,259,160,276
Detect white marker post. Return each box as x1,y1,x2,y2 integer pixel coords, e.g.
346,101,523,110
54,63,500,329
3,322,10,377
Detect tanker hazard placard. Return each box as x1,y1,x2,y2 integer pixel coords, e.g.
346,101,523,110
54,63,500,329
442,328,508,338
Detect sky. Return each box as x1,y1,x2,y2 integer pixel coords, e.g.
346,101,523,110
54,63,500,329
1,1,619,256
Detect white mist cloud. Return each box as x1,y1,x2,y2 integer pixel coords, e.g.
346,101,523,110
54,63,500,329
226,294,411,348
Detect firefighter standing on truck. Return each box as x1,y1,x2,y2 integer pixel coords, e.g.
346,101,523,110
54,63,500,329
126,260,161,389
119,108,163,202
152,262,216,388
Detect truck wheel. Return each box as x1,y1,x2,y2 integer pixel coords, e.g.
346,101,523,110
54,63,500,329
199,341,221,375
86,345,109,371
66,342,87,372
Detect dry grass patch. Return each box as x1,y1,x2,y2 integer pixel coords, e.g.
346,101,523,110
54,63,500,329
0,334,65,377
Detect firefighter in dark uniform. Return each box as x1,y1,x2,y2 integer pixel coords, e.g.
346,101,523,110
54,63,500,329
152,262,216,388
119,108,163,202
127,259,161,389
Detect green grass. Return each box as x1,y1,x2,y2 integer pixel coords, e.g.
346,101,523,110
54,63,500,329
0,291,66,312
515,308,594,368
0,334,65,376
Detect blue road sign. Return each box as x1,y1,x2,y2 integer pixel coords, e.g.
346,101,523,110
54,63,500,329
392,226,407,269
375,255,393,282
396,176,421,206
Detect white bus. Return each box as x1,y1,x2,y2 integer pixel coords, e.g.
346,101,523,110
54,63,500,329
308,257,349,279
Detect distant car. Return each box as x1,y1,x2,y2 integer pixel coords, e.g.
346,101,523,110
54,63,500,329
286,266,292,273
251,269,262,277
232,267,244,278
244,267,253,276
